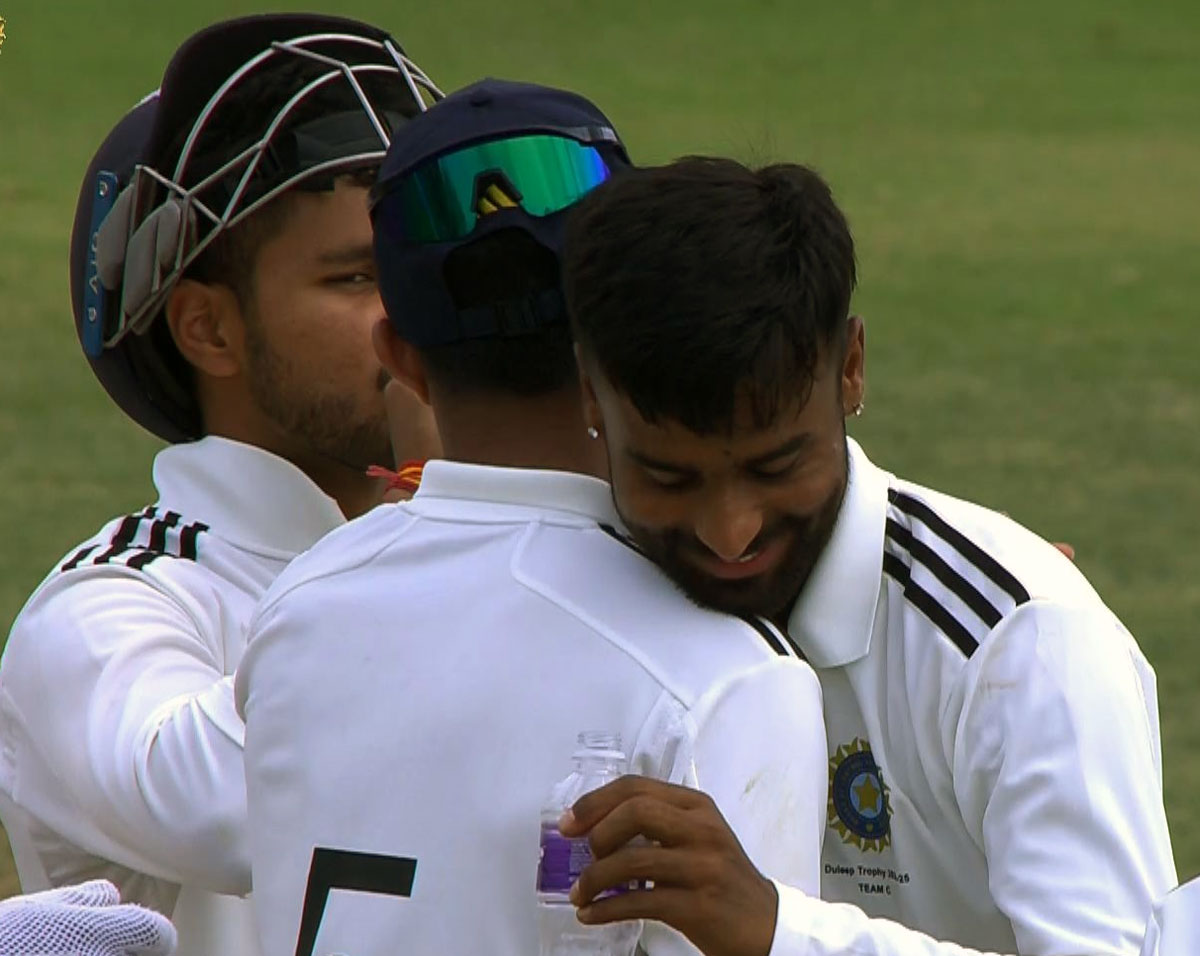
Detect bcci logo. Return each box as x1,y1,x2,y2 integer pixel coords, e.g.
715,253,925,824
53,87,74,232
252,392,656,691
828,737,892,852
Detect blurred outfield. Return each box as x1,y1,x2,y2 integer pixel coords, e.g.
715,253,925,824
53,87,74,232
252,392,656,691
0,0,1198,898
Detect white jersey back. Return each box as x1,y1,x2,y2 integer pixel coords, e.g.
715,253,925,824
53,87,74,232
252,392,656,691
236,463,826,956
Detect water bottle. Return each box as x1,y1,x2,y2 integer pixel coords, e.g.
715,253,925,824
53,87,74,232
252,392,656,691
535,732,641,956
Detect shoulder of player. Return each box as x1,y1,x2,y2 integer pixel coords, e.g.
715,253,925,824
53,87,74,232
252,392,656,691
5,551,229,683
8,503,285,678
884,478,1112,656
251,504,416,616
14,506,225,620
47,506,214,579
509,520,794,701
246,511,797,706
882,479,1143,719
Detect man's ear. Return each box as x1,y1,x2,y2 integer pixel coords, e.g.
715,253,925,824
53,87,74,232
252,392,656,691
842,314,866,415
574,343,604,436
165,279,245,378
373,318,431,405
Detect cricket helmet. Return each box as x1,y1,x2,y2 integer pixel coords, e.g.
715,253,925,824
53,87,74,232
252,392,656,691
69,13,442,442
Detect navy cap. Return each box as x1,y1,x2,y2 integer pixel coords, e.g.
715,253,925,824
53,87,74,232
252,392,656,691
371,78,629,348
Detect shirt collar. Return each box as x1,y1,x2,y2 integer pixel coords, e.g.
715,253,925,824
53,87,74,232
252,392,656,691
152,436,347,558
786,437,891,668
410,460,621,527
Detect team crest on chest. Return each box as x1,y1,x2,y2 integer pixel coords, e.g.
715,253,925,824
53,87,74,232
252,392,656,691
828,737,892,852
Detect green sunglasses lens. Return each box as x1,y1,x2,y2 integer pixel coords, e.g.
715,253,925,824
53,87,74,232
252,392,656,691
386,134,612,242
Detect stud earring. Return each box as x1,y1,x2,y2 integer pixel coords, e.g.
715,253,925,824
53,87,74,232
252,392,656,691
587,426,600,439
851,402,864,417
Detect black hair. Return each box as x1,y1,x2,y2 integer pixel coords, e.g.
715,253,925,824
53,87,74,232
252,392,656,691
564,157,857,434
417,228,579,396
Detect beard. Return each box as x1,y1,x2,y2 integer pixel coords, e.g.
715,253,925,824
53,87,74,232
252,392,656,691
244,332,394,474
620,447,848,622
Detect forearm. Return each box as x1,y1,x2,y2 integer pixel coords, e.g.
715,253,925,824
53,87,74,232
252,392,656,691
22,676,252,893
2,577,251,893
129,678,250,892
771,886,1023,956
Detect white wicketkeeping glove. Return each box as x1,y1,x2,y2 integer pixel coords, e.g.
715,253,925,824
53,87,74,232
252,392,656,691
0,880,176,955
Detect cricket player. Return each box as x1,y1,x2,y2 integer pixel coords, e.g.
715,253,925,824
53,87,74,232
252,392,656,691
555,157,1176,956
1139,879,1200,956
234,79,827,956
0,14,441,956
0,881,175,956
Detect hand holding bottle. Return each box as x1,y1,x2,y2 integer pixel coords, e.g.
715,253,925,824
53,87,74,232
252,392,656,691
561,776,779,956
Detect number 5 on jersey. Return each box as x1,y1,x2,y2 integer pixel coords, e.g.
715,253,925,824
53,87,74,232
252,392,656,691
294,848,418,956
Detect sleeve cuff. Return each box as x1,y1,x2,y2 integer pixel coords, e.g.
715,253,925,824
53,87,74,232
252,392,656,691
767,881,819,956
143,675,245,748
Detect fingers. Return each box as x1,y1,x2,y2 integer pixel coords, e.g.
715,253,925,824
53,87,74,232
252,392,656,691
0,892,177,956
575,885,695,928
561,779,781,956
585,794,706,859
62,879,121,908
117,904,179,955
21,879,121,909
575,867,780,956
563,775,709,836
571,843,695,906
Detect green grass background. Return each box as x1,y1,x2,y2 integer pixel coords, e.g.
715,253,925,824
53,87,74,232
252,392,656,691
1,0,1198,899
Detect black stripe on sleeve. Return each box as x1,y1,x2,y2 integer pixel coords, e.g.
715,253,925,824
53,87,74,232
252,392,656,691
888,490,1031,605
779,627,807,661
739,615,790,657
751,615,808,660
597,523,801,659
885,518,1002,628
147,511,182,553
598,522,643,555
91,508,155,565
883,551,979,657
124,549,162,571
61,544,98,572
61,509,208,575
177,521,209,561
120,511,185,570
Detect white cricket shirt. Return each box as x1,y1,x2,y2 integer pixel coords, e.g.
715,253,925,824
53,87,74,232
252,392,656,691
235,461,827,956
770,439,1176,956
0,436,346,956
1139,878,1200,956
